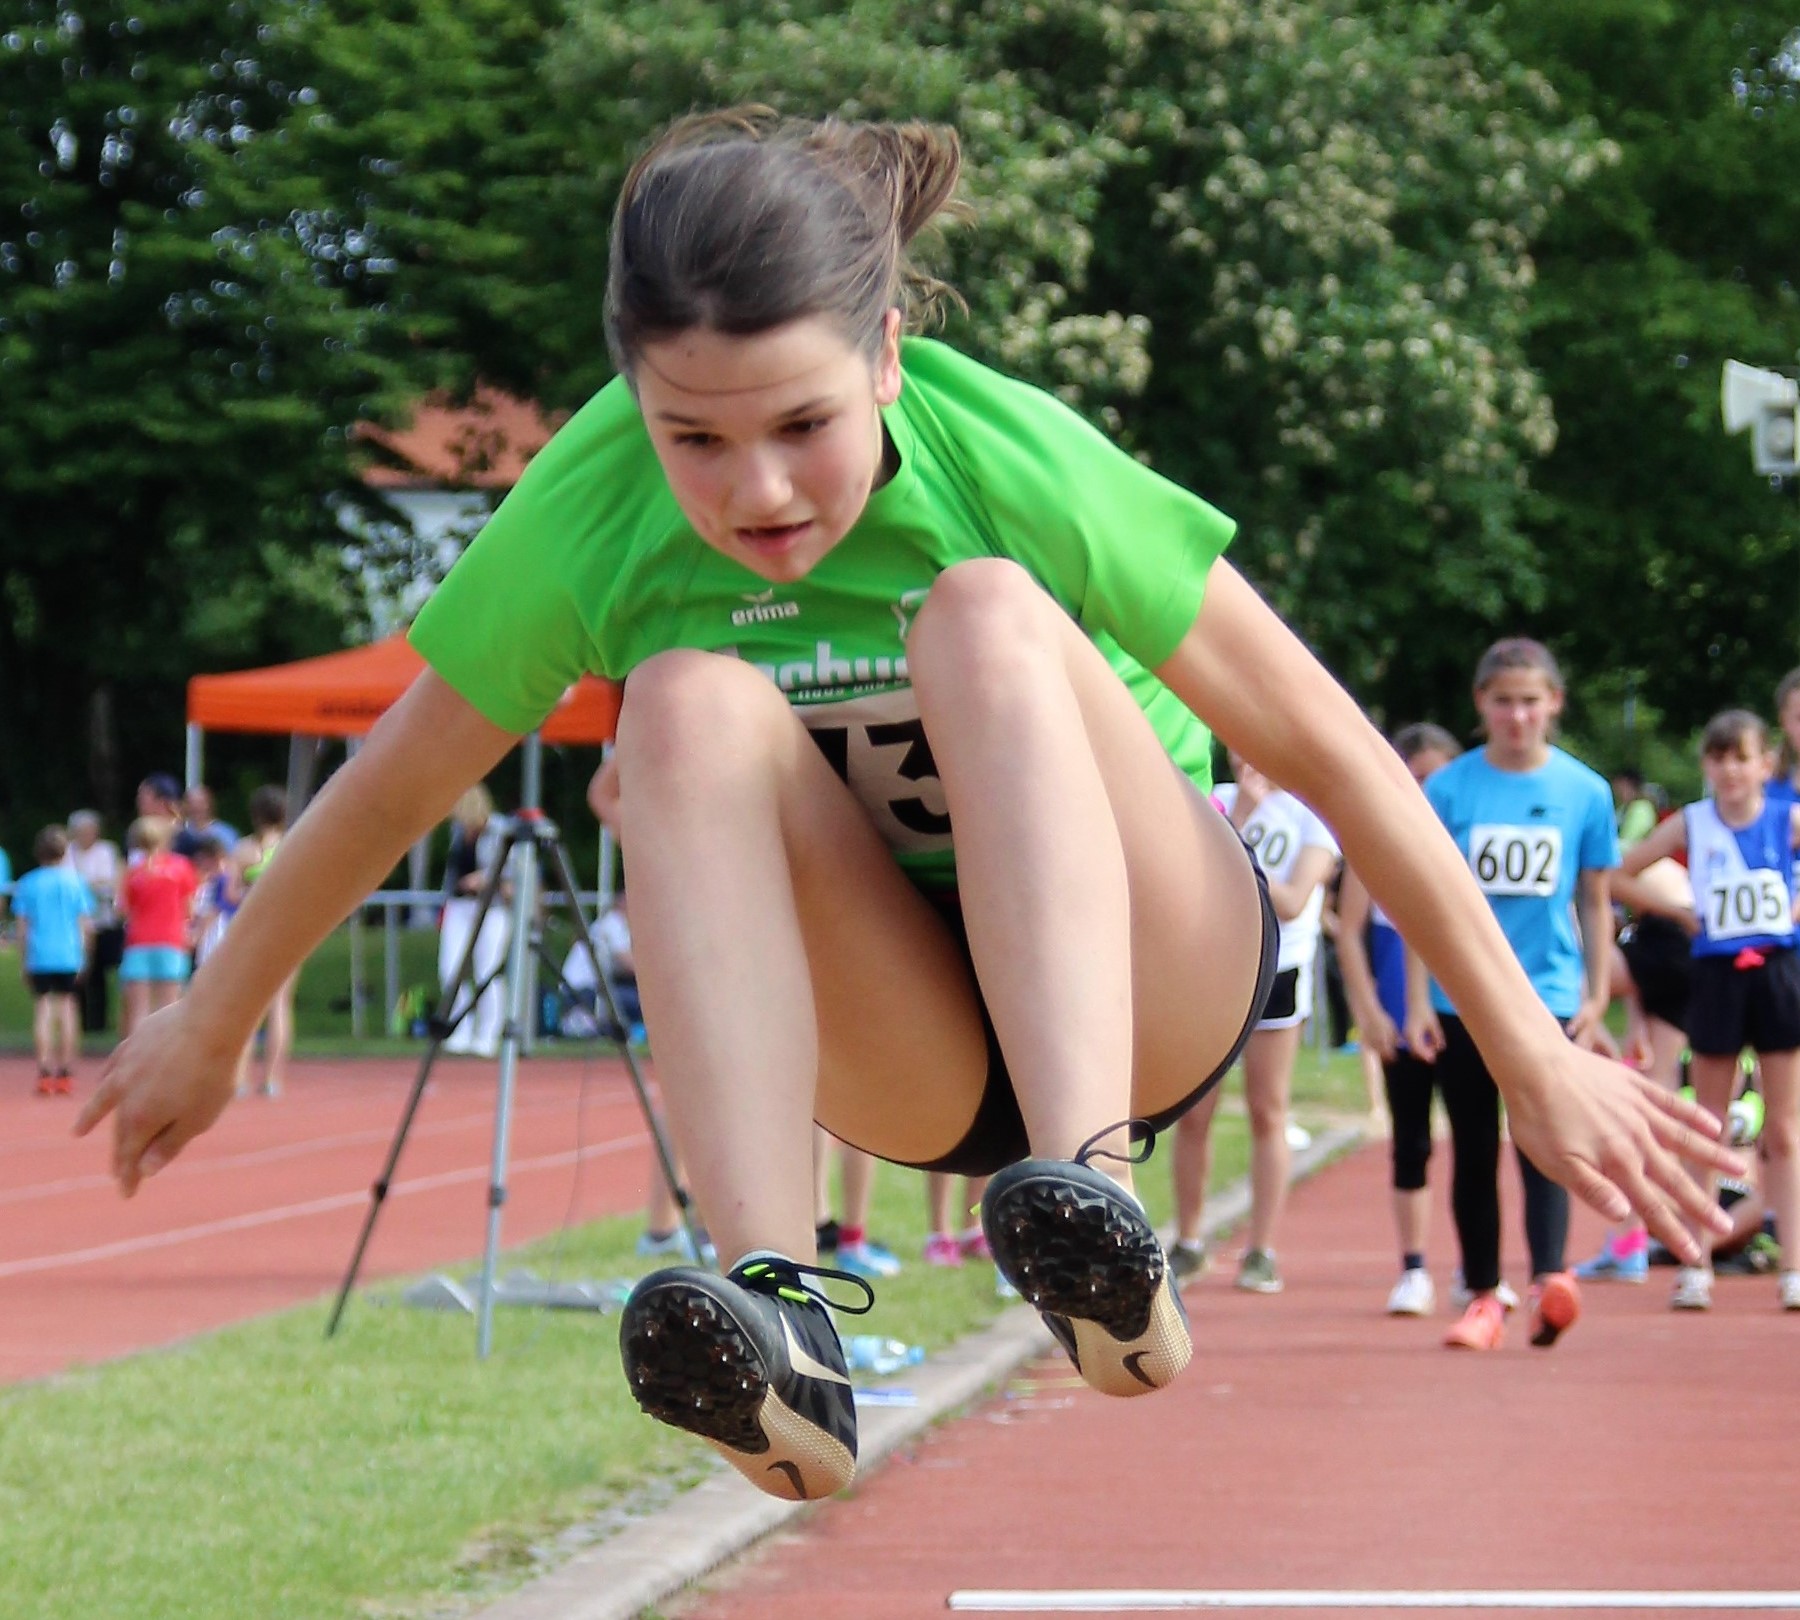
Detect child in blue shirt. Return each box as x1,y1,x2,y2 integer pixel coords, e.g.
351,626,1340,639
12,825,95,1095
1617,709,1800,1313
1407,640,1619,1352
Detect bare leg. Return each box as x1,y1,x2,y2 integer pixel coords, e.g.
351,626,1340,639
1757,1051,1800,1279
1687,1054,1739,1261
907,561,1265,1189
122,979,148,1039
616,563,1264,1269
839,1142,876,1233
1243,1024,1300,1252
55,993,79,1072
1172,1086,1223,1244
32,996,53,1073
617,652,991,1268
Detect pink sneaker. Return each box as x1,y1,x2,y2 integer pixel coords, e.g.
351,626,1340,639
923,1232,963,1267
958,1227,993,1263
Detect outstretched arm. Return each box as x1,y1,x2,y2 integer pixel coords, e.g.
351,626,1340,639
1155,559,1738,1256
77,672,521,1193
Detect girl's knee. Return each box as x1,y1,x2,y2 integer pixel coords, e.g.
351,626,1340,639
617,649,790,773
907,559,1053,667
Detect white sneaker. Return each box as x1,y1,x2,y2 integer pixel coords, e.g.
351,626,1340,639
1284,1121,1313,1151
1779,1271,1800,1311
1671,1266,1713,1311
1451,1272,1520,1313
1386,1268,1436,1317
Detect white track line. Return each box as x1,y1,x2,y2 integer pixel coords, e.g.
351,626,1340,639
0,1098,595,1208
948,1594,1800,1612
0,1132,646,1280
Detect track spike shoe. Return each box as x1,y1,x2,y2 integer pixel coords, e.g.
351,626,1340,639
619,1251,872,1501
981,1122,1191,1397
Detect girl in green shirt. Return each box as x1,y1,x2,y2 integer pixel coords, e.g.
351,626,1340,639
82,107,1738,1505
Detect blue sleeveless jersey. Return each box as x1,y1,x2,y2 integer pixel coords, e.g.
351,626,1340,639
1684,796,1796,958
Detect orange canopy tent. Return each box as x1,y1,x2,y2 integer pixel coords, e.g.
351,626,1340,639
185,634,619,746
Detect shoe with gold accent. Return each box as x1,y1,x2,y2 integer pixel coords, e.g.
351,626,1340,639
619,1252,871,1501
981,1123,1191,1397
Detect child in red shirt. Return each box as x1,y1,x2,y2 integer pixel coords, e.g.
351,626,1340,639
119,816,199,1036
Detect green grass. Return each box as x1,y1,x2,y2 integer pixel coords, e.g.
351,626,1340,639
0,1046,1366,1620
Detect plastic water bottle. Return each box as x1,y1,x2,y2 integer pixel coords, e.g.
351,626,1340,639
842,1335,924,1376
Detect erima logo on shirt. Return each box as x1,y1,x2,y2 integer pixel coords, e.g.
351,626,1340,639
732,590,802,628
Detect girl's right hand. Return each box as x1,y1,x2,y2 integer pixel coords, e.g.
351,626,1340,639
1403,1006,1444,1063
1361,1006,1400,1063
74,1002,243,1196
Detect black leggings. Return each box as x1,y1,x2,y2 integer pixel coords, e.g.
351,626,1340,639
1385,1049,1435,1192
1436,1015,1569,1290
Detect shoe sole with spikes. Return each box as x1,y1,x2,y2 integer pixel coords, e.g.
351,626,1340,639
619,1265,856,1502
982,1157,1191,1397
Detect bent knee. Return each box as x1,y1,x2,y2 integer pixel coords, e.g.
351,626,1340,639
617,649,788,766
907,558,1061,670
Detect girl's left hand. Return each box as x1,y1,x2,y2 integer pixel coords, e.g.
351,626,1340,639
1503,1044,1742,1263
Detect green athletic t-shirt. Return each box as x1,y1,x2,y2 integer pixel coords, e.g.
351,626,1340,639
410,339,1235,887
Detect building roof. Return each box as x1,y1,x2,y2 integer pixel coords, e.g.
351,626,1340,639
358,386,565,490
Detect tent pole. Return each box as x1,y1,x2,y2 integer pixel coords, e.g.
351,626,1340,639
184,724,203,793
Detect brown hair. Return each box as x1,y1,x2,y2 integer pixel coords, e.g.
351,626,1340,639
248,784,287,833
33,824,68,866
1391,722,1462,766
1473,637,1564,692
1774,667,1800,771
604,106,967,375
1700,708,1768,759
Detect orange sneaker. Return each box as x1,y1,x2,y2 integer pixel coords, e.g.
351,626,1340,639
1443,1294,1506,1350
34,1072,56,1098
1529,1272,1580,1348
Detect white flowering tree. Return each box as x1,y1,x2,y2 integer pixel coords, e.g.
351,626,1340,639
553,0,1606,719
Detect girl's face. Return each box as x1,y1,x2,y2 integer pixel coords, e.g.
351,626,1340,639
1779,688,1800,763
1406,747,1452,787
635,311,902,584
1474,667,1561,763
1702,737,1770,811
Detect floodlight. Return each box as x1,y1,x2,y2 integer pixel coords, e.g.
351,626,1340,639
1721,359,1800,475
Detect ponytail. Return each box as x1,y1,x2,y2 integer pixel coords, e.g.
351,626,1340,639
606,106,968,375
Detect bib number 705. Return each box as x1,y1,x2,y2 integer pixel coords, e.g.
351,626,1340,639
1705,870,1793,941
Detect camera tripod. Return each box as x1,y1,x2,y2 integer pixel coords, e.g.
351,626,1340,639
325,807,701,1357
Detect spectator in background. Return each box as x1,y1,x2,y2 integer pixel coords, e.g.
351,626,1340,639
65,810,124,1034
134,772,183,835
119,816,198,1036
172,783,240,862
13,824,94,1095
0,841,12,930
1613,768,1664,852
231,786,294,1097
438,784,509,1058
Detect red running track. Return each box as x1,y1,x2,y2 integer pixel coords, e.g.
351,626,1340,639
670,1143,1800,1620
0,1051,663,1384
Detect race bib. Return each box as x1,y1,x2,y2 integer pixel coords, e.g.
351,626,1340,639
1469,824,1562,898
798,689,953,855
1703,869,1793,942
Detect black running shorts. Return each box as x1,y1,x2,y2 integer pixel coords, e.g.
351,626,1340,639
894,859,1280,1177
1686,947,1800,1057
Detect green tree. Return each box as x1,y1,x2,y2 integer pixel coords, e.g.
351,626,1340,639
1494,1,1800,751
0,0,581,835
550,0,1604,726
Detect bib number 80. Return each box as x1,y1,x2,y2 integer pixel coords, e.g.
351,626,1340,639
1469,824,1562,898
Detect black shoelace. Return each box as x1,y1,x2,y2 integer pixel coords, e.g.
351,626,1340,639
737,1255,877,1316
1072,1118,1158,1171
